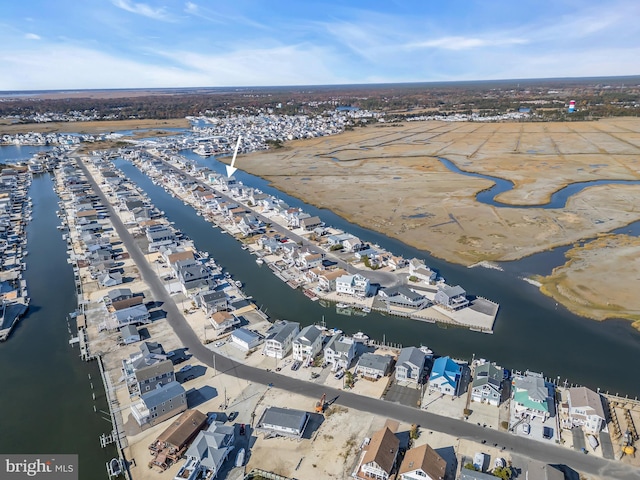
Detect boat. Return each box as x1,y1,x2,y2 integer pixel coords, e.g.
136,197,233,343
353,331,369,342
241,244,248,250
107,458,122,477
361,307,371,313
235,280,243,288
255,258,264,265
235,448,245,467
336,303,349,309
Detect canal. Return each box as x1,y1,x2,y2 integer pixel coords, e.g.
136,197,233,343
115,156,640,398
0,169,116,477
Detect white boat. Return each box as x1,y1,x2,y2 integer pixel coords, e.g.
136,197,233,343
353,331,369,342
361,307,371,313
235,448,245,467
336,303,349,309
235,280,243,288
255,258,264,265
107,458,121,477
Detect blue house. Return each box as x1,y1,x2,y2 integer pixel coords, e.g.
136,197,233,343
428,356,462,396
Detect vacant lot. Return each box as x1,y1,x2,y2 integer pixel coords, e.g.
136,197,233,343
238,118,640,326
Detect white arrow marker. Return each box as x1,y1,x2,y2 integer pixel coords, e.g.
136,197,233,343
225,135,242,177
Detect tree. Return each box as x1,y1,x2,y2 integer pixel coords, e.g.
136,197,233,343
344,371,355,389
492,466,512,480
409,424,419,440
463,463,478,471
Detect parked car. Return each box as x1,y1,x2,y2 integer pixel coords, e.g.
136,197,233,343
543,427,553,439
214,341,225,348
178,364,193,374
239,424,246,436
334,370,345,380
227,411,238,422
207,413,218,425
291,361,301,371
522,423,530,435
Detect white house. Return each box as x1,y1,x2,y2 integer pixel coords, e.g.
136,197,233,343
292,325,324,364
230,328,263,351
566,386,606,434
471,361,504,406
395,347,428,385
336,273,371,298
263,320,300,359
323,335,356,371
209,311,240,331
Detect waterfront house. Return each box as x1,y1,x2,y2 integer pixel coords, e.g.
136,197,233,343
342,235,363,252
379,285,428,309
428,356,462,396
566,386,606,434
317,268,348,292
120,324,141,345
209,311,240,331
326,232,352,248
471,361,505,406
355,426,399,480
355,352,394,380
113,304,150,328
110,295,144,312
146,225,177,252
263,320,300,359
196,290,228,315
165,249,196,268
176,264,214,296
256,407,310,438
323,335,356,371
336,273,372,298
230,328,263,351
300,215,323,231
181,421,235,479
292,325,324,364
398,443,446,480
297,251,324,270
511,371,551,421
131,381,187,427
108,287,133,303
148,409,208,471
408,259,438,283
128,358,175,397
434,285,469,310
99,272,123,288
395,346,429,385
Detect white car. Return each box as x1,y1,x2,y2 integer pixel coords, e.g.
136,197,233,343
522,423,530,435
214,341,225,348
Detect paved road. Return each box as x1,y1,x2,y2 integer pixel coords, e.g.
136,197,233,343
155,156,401,289
78,157,639,480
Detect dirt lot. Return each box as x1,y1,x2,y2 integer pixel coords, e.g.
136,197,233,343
236,118,640,327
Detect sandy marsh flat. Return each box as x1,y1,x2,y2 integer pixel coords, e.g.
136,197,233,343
237,118,640,328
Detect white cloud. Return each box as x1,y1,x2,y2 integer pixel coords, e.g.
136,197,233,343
185,2,198,14
111,0,172,21
406,36,528,51
24,33,41,40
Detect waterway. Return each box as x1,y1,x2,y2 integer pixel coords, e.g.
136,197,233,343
0,147,115,477
115,156,640,398
0,144,53,164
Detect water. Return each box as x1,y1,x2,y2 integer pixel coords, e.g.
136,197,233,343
116,156,640,398
0,171,115,476
0,144,53,164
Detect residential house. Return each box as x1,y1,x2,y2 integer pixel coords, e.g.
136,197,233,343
148,409,208,471
408,259,438,283
263,320,300,359
343,235,363,252
398,443,446,480
196,290,229,315
379,286,428,309
256,407,310,438
355,426,399,480
336,273,371,298
566,386,606,434
113,304,150,328
292,325,324,364
107,288,133,303
131,381,187,427
209,311,240,331
434,285,469,310
179,422,235,479
176,264,214,296
326,233,353,247
511,371,551,421
323,335,356,371
395,347,428,385
120,324,141,345
111,295,144,312
147,225,177,252
317,268,347,292
300,215,323,231
355,353,394,380
471,361,505,406
230,328,263,351
131,359,175,397
429,356,462,396
99,272,123,288
297,251,324,270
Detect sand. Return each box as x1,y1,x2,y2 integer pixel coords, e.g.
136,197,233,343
234,118,640,327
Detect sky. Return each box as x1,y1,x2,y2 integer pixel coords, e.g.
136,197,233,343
0,0,638,90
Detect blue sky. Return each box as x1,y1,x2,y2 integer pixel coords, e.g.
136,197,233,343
1,0,638,90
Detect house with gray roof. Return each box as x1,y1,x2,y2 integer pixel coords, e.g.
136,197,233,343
395,347,428,384
107,288,133,303
323,335,356,371
566,386,606,434
355,353,395,380
230,328,263,351
99,272,122,288
112,303,150,328
177,264,214,296
300,215,323,231
132,359,175,397
512,371,552,421
292,325,324,364
131,381,187,427
256,407,310,438
180,422,235,479
471,361,505,406
263,320,300,359
196,290,229,315
120,324,140,345
379,286,428,309
434,285,469,310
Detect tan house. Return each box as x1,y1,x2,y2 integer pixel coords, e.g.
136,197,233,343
398,443,446,480
355,426,399,480
210,311,240,331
